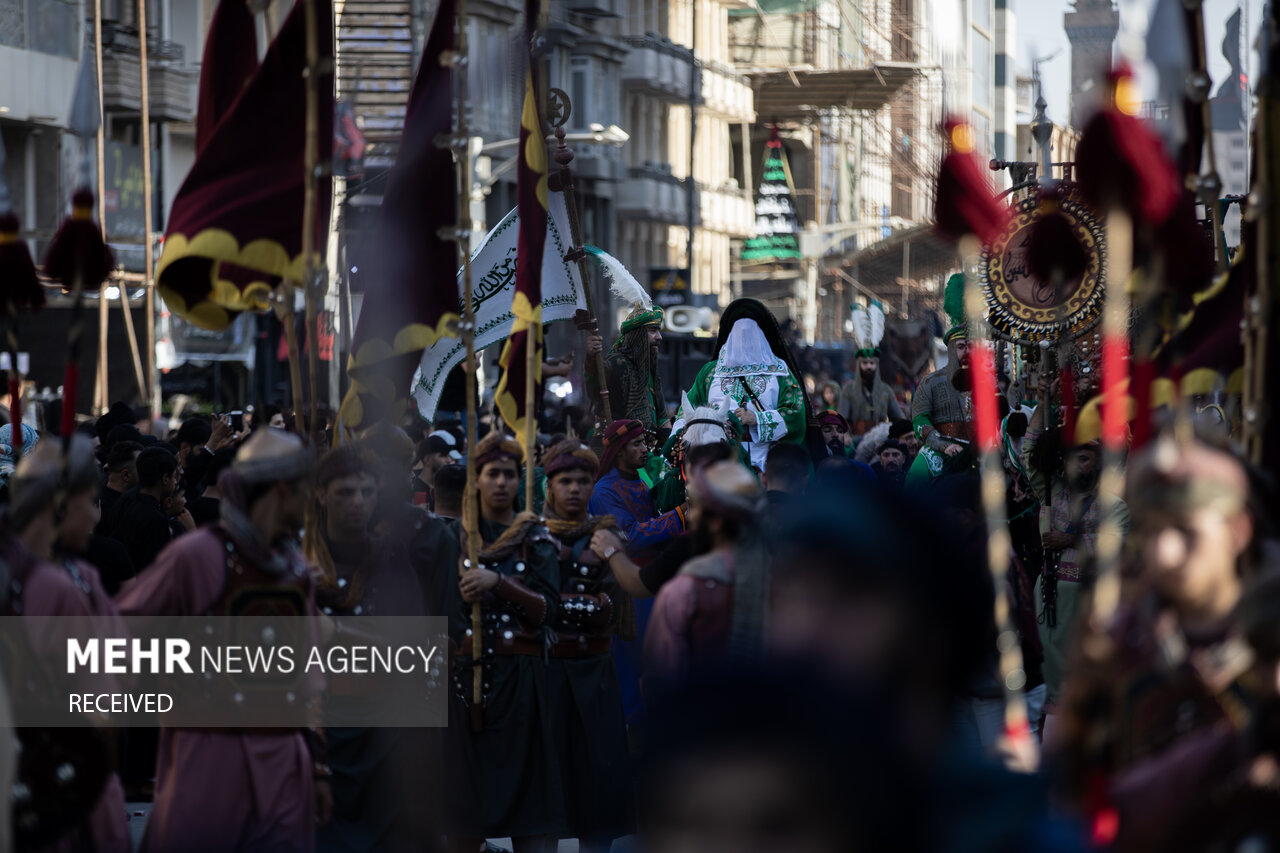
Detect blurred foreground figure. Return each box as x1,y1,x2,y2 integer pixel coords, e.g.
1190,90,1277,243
643,460,769,693
4,438,130,853
1052,438,1258,849
768,475,1082,852
639,669,920,853
117,429,326,852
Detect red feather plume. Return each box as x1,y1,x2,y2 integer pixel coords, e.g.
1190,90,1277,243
42,188,114,291
934,118,1009,245
1075,88,1180,225
0,211,45,312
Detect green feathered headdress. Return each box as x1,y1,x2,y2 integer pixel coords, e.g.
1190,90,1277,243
942,273,968,344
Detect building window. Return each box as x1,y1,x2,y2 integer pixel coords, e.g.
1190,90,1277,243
571,57,589,131
972,0,991,33
971,29,992,112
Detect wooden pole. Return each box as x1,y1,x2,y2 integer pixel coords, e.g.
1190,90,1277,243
445,0,485,732
552,127,611,427
275,282,308,439
960,234,1030,748
138,0,158,417
94,0,109,415
301,0,323,444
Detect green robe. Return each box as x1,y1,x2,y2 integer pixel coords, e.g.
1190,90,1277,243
676,361,806,471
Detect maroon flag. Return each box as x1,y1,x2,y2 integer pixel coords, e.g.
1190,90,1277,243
195,0,260,156
157,0,333,331
494,0,548,452
337,0,460,431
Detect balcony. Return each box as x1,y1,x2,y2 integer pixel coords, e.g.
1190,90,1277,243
699,181,753,237
621,35,694,101
100,22,196,123
700,61,755,122
617,165,689,224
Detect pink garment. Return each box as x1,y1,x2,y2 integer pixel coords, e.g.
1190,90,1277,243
22,557,131,853
116,528,320,852
642,550,734,689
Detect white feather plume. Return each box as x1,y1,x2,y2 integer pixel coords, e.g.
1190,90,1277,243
868,302,885,348
586,245,651,310
851,306,872,351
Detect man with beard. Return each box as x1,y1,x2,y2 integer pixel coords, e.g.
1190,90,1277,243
840,356,903,439
840,302,901,439
871,439,908,492
588,303,668,433
817,410,852,457
1020,401,1128,741
908,276,977,486
116,428,329,852
1052,438,1257,842
540,439,633,852
644,460,769,694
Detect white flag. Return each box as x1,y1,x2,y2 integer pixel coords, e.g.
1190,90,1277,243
410,191,586,420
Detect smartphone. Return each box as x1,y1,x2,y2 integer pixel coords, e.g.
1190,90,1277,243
229,411,244,432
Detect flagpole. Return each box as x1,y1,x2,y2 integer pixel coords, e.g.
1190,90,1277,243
960,234,1031,750
444,0,485,732
94,0,109,415
551,124,612,427
138,0,158,417
301,0,323,443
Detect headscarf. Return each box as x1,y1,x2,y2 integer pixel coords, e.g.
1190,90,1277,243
0,423,39,489
817,410,849,432
620,304,664,334
713,319,787,378
473,431,523,472
595,419,644,482
544,438,599,481
713,298,816,431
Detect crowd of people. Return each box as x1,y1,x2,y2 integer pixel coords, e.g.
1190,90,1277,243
0,295,1275,852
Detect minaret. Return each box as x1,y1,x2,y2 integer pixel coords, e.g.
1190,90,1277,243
1063,0,1119,129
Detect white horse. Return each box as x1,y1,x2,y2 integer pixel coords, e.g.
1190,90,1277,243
672,392,733,450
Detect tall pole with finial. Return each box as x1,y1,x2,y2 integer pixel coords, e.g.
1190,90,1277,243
301,0,325,444
549,116,612,430
439,0,485,732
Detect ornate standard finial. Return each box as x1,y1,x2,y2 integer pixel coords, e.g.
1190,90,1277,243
1029,62,1054,185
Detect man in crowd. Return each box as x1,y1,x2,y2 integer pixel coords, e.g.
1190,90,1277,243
644,460,769,692
762,441,810,508
175,414,235,501
817,410,852,458
432,463,466,520
540,439,633,852
589,303,668,433
107,445,181,573
117,428,327,851
412,433,460,510
590,419,688,724
1020,398,1128,741
445,431,563,852
909,275,976,486
871,438,909,492
839,350,903,440
590,419,686,556
96,439,141,533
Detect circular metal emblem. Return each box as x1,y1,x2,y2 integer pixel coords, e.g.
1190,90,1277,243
546,88,572,129
980,191,1106,343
